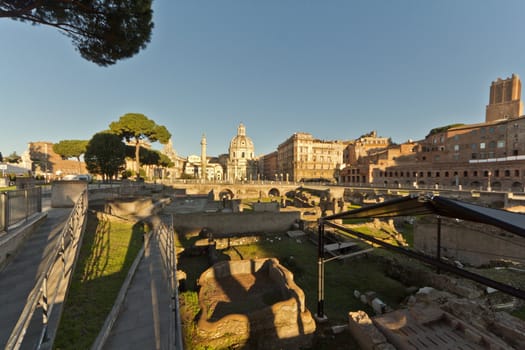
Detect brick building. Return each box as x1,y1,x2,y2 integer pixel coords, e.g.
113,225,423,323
341,75,525,192
28,141,87,178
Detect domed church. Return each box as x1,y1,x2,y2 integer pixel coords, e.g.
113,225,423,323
227,123,258,181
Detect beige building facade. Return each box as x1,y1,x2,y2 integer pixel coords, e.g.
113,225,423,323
277,132,349,182
28,141,87,178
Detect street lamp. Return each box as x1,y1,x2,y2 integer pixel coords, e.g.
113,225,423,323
487,171,492,192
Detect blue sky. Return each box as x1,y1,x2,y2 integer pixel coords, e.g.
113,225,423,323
2,0,525,158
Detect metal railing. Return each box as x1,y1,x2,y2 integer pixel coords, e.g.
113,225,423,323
0,187,42,233
157,216,184,350
6,189,88,350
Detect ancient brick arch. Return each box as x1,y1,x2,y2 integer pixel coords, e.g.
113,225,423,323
268,188,280,197
511,181,523,192
218,188,235,199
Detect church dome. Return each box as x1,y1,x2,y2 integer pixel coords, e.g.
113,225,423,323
229,123,255,159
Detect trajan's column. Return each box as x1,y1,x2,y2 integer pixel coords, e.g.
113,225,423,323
200,134,207,179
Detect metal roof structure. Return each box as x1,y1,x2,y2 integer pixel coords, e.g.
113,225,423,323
315,194,525,319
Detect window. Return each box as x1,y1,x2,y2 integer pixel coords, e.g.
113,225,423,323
427,171,432,177
242,152,245,158
453,144,459,151
504,170,511,176
489,141,496,149
473,171,478,176
495,170,499,177
471,143,476,150
515,170,520,176
471,153,477,159
436,172,440,177
480,142,486,149
463,171,468,177
497,140,505,148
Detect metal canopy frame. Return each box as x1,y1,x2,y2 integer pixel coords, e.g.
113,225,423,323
316,194,525,319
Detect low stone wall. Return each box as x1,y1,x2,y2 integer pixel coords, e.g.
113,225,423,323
0,213,47,270
197,258,316,349
172,211,300,235
51,181,88,208
98,197,171,219
252,202,279,212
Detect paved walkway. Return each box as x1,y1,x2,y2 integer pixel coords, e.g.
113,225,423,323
103,230,172,350
0,202,72,349
0,199,177,349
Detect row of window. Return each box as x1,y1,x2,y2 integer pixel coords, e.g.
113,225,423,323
378,169,522,178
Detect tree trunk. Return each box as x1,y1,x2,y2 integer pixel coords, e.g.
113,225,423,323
135,139,140,176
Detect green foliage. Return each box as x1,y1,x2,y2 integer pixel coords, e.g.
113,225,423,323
5,151,21,163
1,0,154,66
110,113,171,172
85,132,126,180
159,153,174,167
427,123,465,136
53,140,88,161
180,173,195,179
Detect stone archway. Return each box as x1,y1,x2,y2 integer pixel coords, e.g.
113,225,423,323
219,188,234,199
491,181,502,191
268,188,280,197
511,182,524,192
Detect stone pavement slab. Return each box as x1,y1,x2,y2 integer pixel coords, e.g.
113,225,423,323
103,233,172,350
0,206,72,349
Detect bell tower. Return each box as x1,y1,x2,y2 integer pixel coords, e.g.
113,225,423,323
486,74,523,122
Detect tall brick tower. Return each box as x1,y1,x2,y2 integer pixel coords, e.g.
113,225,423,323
486,74,523,122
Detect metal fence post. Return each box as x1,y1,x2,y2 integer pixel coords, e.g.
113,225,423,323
41,274,49,342
25,189,29,223
0,192,6,232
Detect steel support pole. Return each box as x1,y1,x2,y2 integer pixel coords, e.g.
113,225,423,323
317,220,325,319
437,216,441,274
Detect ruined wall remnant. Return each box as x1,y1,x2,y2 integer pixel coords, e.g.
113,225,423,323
196,258,316,350
414,216,525,266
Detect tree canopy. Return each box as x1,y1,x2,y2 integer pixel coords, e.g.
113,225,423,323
5,151,21,163
84,132,126,180
110,113,171,174
0,0,154,66
53,140,88,161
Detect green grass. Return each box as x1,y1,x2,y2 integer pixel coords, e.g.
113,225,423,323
178,233,408,326
53,213,145,350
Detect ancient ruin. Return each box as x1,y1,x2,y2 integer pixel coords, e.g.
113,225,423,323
195,258,316,350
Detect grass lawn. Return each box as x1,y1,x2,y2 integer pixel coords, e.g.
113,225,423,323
53,212,145,350
177,230,409,350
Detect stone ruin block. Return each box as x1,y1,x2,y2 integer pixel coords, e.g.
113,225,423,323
348,310,395,350
196,258,316,350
